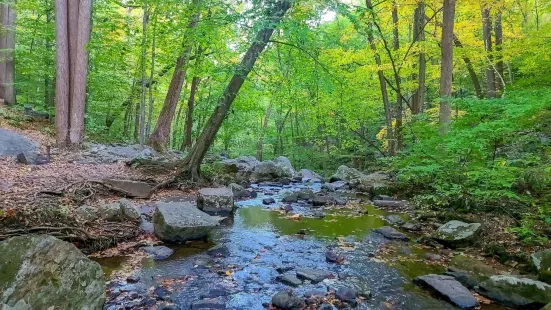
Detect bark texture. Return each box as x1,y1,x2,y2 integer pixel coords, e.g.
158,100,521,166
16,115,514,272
179,0,292,179
439,0,456,132
0,0,16,105
411,2,425,114
482,7,495,99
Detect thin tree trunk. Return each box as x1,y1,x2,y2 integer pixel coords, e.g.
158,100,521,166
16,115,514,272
178,0,292,179
453,34,483,99
256,103,272,161
55,0,70,146
139,6,149,145
365,0,394,155
0,4,5,101
68,0,92,145
482,7,495,99
392,1,403,152
411,1,425,114
439,0,456,132
181,76,201,151
494,10,504,96
148,0,201,150
147,10,157,137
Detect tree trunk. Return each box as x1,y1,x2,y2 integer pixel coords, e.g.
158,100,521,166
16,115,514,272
139,6,149,145
365,0,394,155
178,0,292,180
148,0,201,151
0,0,16,105
257,103,272,161
411,1,425,114
55,0,70,146
494,10,504,96
439,0,456,132
68,0,92,145
482,7,495,99
453,34,483,99
147,10,157,137
392,1,403,152
181,76,201,151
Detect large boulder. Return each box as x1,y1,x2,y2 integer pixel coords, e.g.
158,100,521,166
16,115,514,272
153,202,219,243
295,169,322,183
532,250,551,284
331,165,365,182
220,155,259,173
0,129,39,158
102,179,152,198
271,291,305,310
477,275,551,309
273,156,295,176
433,220,481,248
251,161,290,182
413,274,479,309
96,199,141,222
197,188,234,215
0,235,105,309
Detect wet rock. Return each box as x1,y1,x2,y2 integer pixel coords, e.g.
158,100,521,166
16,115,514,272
143,246,174,260
0,235,105,309
274,156,295,176
402,221,422,232
154,287,172,301
102,179,152,198
126,274,141,283
153,202,218,243
282,192,299,203
311,210,326,219
312,195,333,207
207,245,230,257
318,303,336,310
373,200,408,208
120,198,141,221
477,275,551,309
374,195,393,201
200,287,231,299
444,268,478,289
75,205,99,221
263,198,276,205
335,287,358,307
277,274,303,287
191,299,226,309
297,189,315,200
325,249,344,263
272,290,305,310
532,250,551,284
282,204,294,212
197,187,234,215
385,215,405,226
295,169,322,183
413,274,479,309
331,165,365,182
322,181,348,192
228,183,251,199
252,161,291,182
276,266,295,273
374,226,409,241
424,253,442,261
433,220,481,248
296,268,332,283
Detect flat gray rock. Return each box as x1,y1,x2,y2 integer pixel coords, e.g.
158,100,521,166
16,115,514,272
477,275,551,309
414,274,479,309
276,274,303,287
0,129,38,157
375,226,409,240
153,202,219,243
103,179,152,199
296,268,332,283
143,246,174,260
197,187,234,215
0,235,105,309
433,220,481,248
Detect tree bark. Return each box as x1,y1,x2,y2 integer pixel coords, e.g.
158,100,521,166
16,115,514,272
494,10,504,96
147,10,157,137
55,0,70,145
139,6,149,145
181,76,201,151
0,0,16,105
365,0,394,155
256,103,272,161
391,1,403,152
482,7,495,99
178,0,292,180
411,1,425,114
148,0,201,151
439,0,456,133
453,34,483,98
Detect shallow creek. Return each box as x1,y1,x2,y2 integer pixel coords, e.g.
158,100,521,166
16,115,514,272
99,183,509,310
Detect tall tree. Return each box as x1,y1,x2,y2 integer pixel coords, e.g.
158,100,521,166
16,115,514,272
391,1,403,151
54,0,92,146
177,0,292,179
439,0,456,132
0,0,16,105
411,1,425,114
481,6,495,99
494,9,504,96
148,0,201,150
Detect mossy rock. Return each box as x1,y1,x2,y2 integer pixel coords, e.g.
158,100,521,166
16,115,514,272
477,275,551,309
532,250,551,284
433,220,481,248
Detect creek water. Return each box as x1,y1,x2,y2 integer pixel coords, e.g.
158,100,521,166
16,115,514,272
100,183,509,310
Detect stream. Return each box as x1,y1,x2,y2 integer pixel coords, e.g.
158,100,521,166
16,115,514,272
100,183,509,310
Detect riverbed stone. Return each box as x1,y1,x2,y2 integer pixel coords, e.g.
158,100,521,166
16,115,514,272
75,205,99,221
331,165,365,182
374,226,409,241
197,187,234,215
402,221,422,231
282,192,299,203
0,129,39,157
532,250,551,284
433,220,481,248
228,183,251,199
119,198,141,221
98,202,122,221
102,178,152,198
296,268,332,283
272,290,305,310
385,215,405,226
477,275,551,309
295,169,322,182
414,274,479,309
274,156,295,176
153,202,219,243
277,274,303,287
251,160,291,182
143,246,174,260
335,287,358,306
297,189,315,200
0,235,106,310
